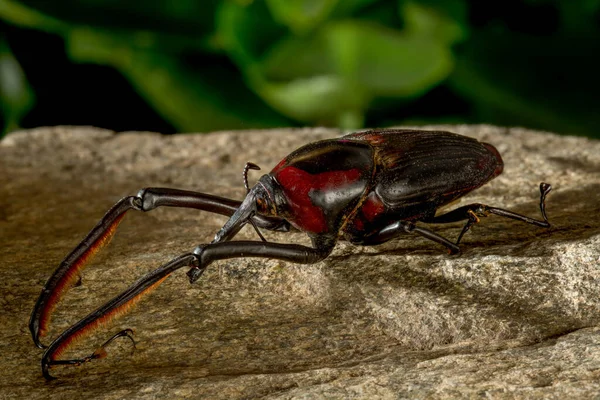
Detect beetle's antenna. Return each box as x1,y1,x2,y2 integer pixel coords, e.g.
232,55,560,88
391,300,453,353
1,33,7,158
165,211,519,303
243,162,261,193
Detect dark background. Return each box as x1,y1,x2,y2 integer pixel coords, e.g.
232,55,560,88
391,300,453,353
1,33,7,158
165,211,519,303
1,0,599,138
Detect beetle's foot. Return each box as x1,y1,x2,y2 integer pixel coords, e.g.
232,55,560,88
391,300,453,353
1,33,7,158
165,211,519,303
243,162,261,193
448,247,461,256
88,328,137,361
41,329,136,380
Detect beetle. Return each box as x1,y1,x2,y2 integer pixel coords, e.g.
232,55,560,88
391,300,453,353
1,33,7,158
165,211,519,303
30,129,552,379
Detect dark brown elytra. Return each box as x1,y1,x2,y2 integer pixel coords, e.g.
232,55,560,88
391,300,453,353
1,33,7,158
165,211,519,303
29,129,552,379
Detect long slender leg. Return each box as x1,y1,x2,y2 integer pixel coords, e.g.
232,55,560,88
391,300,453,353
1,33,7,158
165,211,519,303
425,182,552,246
41,253,198,380
351,183,551,254
42,238,335,379
30,188,288,349
187,236,336,283
45,329,136,372
352,221,461,254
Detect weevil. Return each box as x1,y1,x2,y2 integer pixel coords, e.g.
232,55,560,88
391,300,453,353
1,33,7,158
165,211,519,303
30,129,552,379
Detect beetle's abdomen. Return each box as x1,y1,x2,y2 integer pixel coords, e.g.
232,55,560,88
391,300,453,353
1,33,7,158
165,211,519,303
342,129,504,236
349,129,503,209
271,140,373,234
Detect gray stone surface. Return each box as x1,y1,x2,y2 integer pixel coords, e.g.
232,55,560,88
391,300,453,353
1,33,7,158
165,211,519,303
1,125,599,399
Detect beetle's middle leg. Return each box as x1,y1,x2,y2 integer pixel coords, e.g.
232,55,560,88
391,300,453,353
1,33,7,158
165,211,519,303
349,221,461,254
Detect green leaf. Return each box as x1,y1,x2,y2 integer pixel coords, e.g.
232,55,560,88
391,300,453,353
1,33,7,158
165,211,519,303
265,0,339,34
325,21,453,97
14,0,219,36
0,0,67,33
400,0,469,44
67,28,289,132
0,0,216,54
255,74,361,125
330,0,380,18
215,0,287,68
255,20,453,126
260,33,335,80
0,37,35,135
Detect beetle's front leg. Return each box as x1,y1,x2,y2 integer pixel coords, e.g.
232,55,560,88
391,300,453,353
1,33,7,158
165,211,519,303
41,253,200,380
45,329,136,369
30,188,289,349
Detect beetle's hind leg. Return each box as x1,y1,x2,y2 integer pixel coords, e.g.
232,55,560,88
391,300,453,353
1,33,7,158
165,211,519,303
350,183,551,254
425,182,552,246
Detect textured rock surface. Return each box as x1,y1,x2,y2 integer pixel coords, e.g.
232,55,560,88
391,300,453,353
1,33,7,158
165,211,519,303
1,125,599,399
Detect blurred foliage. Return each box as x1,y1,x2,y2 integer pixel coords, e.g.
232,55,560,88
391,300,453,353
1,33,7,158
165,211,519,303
0,0,599,137
0,32,34,132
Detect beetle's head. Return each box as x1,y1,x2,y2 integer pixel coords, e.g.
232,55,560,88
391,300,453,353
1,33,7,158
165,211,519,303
255,174,285,217
212,174,282,243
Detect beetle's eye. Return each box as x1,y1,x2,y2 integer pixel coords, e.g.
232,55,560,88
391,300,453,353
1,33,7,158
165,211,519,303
256,198,267,213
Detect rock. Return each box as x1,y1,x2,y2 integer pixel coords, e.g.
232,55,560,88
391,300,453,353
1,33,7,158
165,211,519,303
1,125,599,398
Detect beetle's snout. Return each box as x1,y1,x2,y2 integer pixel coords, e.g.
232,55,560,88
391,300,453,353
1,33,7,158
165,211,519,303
482,143,504,178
